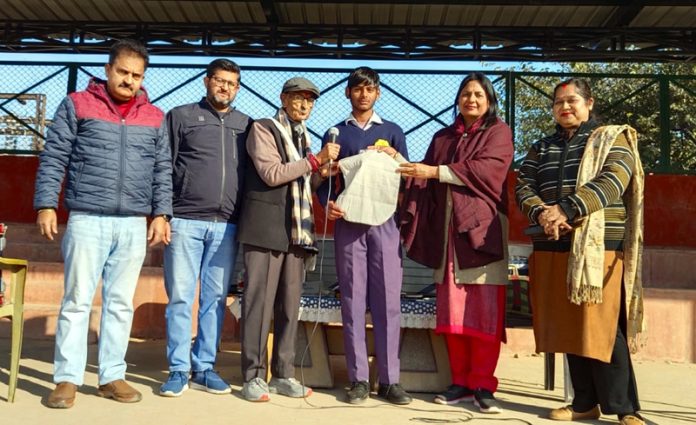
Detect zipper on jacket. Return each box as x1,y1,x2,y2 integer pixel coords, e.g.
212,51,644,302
117,118,127,214
217,117,226,222
232,129,237,160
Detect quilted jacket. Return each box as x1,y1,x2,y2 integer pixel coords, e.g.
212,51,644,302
34,78,172,217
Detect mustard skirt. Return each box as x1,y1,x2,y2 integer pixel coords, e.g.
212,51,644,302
529,251,623,363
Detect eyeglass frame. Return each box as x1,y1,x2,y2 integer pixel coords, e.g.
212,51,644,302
208,75,240,89
286,93,317,105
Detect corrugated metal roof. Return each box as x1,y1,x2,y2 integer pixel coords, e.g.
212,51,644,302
632,6,696,27
1,1,695,61
0,1,265,22
1,1,693,27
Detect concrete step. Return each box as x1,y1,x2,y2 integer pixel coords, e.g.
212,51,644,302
0,303,99,343
4,260,695,362
23,262,65,305
3,261,241,341
4,241,64,263
643,247,696,290
21,262,169,306
1,222,165,267
2,222,63,244
2,300,242,342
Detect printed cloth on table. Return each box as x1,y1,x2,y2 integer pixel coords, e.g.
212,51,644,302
228,295,436,329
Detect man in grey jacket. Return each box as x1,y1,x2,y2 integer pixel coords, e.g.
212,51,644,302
34,39,172,408
237,77,339,402
159,59,251,397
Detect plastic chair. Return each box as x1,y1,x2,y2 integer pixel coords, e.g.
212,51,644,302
0,257,28,402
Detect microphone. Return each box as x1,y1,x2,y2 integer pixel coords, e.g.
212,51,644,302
327,127,339,167
328,126,339,144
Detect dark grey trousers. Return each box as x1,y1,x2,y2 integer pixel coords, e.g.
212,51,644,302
240,244,305,383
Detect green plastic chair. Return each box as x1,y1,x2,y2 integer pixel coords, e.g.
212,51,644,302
0,257,28,402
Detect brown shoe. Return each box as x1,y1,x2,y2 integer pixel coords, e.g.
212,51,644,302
549,405,601,421
47,382,77,409
97,379,142,403
620,414,645,425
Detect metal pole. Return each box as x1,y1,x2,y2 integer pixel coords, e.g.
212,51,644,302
508,72,517,159
67,64,79,94
658,76,671,172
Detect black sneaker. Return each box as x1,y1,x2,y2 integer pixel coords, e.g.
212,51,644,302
377,383,412,405
474,388,502,414
345,381,370,404
433,385,474,405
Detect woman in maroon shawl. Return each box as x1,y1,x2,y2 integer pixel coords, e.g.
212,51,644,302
398,72,513,414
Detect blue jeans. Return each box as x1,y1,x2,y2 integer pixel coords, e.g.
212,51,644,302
164,218,238,372
54,212,146,385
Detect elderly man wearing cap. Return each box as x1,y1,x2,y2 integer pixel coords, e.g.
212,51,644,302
237,77,340,402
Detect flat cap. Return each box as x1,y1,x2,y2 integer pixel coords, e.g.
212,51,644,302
282,77,321,98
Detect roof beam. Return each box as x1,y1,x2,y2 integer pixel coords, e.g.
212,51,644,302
260,0,279,25
170,0,695,3
2,21,694,62
605,2,646,27
275,0,695,5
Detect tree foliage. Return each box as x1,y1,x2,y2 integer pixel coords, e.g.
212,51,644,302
511,62,696,173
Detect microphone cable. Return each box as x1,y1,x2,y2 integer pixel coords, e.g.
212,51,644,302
297,144,336,408
290,149,536,425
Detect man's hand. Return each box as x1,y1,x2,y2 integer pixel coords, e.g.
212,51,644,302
397,162,439,179
327,201,345,221
36,208,58,241
147,216,171,247
319,162,340,179
316,143,341,165
367,145,397,158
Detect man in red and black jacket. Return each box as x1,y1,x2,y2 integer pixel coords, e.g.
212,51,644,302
34,39,172,409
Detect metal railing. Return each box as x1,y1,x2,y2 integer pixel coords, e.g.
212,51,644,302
0,61,693,173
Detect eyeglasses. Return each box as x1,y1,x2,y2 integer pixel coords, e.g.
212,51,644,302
209,76,239,89
288,93,316,105
553,96,583,107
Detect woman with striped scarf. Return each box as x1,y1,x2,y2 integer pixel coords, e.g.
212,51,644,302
516,78,645,425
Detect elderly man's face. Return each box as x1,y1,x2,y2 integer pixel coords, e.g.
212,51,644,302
281,90,316,122
104,53,146,103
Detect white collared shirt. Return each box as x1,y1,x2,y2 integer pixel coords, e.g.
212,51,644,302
345,111,383,131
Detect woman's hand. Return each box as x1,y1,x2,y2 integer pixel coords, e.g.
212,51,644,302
327,201,345,220
397,162,439,179
544,221,573,240
538,204,572,240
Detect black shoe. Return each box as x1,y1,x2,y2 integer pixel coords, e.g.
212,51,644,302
345,381,370,405
433,385,474,405
474,388,502,414
377,383,412,405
